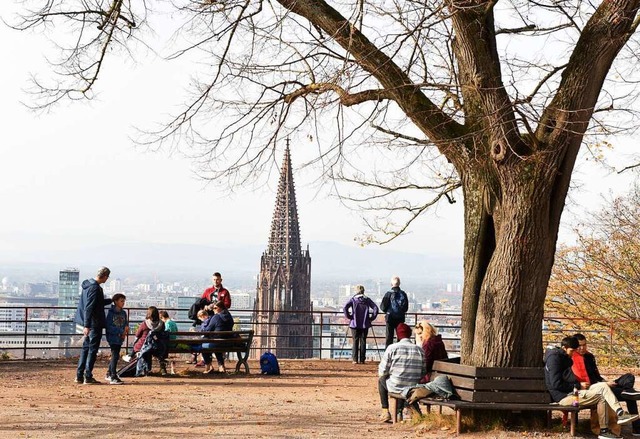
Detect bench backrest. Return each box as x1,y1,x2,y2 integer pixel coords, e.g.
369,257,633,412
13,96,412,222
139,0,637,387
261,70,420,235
433,358,552,404
171,330,254,348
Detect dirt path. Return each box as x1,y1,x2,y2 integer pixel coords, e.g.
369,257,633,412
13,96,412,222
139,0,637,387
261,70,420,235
0,358,626,438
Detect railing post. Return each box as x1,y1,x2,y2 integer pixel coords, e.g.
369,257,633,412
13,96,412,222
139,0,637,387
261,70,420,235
319,311,323,360
23,306,29,360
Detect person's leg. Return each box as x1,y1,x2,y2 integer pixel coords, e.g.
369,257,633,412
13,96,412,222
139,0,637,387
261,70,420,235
108,345,120,378
385,321,396,347
378,376,389,409
76,338,89,380
85,328,102,379
351,328,358,363
567,391,607,429
614,386,640,432
589,382,623,414
360,328,369,363
214,352,224,366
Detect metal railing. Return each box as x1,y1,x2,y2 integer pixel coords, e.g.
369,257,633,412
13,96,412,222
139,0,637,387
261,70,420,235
0,305,637,366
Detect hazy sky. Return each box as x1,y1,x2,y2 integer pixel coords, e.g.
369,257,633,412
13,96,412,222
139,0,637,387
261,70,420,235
0,7,636,261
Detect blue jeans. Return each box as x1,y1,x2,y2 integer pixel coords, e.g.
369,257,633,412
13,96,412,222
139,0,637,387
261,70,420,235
76,328,102,379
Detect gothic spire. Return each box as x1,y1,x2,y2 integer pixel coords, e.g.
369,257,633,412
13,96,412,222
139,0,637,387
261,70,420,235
267,140,302,259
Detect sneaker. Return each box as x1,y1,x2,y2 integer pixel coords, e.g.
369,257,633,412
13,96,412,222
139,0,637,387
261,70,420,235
123,354,132,362
109,377,123,385
598,430,622,439
105,374,111,382
632,431,640,437
218,365,226,373
617,413,639,424
83,376,99,385
379,411,391,423
74,377,83,384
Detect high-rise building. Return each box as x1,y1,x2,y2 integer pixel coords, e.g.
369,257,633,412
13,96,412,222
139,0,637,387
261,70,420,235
58,268,80,319
253,142,312,359
58,268,80,341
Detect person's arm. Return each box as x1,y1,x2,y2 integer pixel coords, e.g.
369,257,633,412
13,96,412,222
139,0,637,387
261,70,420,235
221,289,231,309
83,285,98,334
378,348,391,377
344,300,353,319
423,339,436,373
380,292,390,313
401,291,409,313
369,299,379,320
545,354,567,393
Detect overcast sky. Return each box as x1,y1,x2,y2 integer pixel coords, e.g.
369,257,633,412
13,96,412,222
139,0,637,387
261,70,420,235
0,7,637,262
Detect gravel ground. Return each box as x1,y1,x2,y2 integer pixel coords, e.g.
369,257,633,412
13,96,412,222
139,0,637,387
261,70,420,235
0,357,635,438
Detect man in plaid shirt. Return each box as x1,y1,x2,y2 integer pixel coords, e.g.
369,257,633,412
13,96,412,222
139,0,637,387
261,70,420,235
378,322,425,423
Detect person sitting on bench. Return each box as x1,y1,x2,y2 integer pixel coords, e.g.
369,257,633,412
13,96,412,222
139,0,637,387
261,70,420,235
572,333,640,436
544,336,638,439
377,323,425,423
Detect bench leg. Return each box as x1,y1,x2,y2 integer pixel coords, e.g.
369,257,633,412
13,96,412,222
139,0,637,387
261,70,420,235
236,351,250,374
390,398,398,424
570,411,576,437
456,408,462,434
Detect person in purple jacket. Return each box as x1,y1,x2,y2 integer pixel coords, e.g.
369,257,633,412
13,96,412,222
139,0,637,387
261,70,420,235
344,285,379,364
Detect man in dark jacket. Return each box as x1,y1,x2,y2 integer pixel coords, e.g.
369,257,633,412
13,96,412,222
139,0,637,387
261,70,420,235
573,333,640,436
544,336,637,439
380,276,408,348
74,267,112,384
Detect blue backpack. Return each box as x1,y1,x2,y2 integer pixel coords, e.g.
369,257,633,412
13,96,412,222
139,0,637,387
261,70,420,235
389,290,407,320
260,352,281,375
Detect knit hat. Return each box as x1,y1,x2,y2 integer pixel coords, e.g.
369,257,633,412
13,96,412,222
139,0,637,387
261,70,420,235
396,323,412,340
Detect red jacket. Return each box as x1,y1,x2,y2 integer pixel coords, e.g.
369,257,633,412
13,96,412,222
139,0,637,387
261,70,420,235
201,286,231,309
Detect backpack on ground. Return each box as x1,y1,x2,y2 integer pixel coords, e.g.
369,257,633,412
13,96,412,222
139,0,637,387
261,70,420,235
389,291,407,320
260,352,281,375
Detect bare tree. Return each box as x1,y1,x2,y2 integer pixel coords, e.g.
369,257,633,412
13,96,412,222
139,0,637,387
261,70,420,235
11,0,640,367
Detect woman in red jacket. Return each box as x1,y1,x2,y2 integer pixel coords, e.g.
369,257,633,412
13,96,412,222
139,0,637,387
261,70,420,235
414,320,448,383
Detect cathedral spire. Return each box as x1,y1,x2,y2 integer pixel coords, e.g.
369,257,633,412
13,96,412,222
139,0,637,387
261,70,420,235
267,140,302,259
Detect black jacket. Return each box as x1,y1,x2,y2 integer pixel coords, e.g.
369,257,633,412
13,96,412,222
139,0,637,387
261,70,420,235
74,279,112,330
544,347,579,402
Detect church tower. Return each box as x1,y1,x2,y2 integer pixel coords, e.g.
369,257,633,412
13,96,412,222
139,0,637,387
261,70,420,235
253,142,312,358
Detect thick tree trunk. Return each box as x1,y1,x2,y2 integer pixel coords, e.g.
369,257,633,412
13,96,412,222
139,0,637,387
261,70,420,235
460,168,559,367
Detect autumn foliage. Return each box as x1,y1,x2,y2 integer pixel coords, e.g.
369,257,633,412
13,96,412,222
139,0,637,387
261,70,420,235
546,184,640,366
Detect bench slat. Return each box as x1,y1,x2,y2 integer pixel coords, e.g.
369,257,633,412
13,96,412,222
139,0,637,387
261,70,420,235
167,330,254,374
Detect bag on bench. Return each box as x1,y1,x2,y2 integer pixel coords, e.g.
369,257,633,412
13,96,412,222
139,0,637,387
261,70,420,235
260,352,280,375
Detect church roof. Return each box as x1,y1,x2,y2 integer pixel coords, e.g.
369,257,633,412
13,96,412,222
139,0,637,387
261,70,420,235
267,141,303,259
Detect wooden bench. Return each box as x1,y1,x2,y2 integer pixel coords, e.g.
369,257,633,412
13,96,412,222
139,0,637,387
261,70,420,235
167,330,254,373
397,359,588,436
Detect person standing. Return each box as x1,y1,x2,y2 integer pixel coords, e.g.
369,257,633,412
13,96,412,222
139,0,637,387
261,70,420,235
201,272,231,309
377,323,425,423
74,266,112,384
344,285,379,364
380,276,408,347
104,293,128,385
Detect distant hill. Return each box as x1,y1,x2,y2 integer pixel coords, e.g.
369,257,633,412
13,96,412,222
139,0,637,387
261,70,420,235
0,240,462,284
